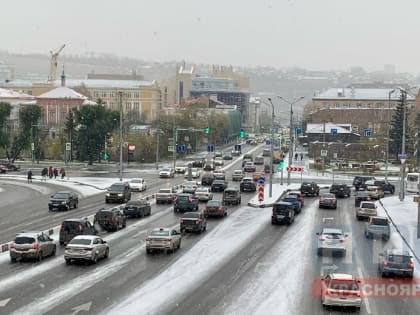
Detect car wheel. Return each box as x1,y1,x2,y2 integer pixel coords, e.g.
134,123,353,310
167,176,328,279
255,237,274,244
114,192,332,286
177,240,181,249
65,258,71,265
10,257,16,263
37,251,43,262
317,248,322,256
382,235,389,241
381,271,387,278
105,200,109,204
74,202,78,209
51,246,57,256
92,254,98,264
203,225,207,232
122,220,126,228
146,248,151,255
104,248,109,259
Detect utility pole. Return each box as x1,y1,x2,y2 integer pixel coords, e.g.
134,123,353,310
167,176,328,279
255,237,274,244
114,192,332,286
385,89,395,181
118,91,123,182
268,98,275,197
155,127,160,170
399,89,407,201
322,120,326,176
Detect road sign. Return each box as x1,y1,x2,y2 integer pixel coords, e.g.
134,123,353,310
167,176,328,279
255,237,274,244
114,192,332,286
364,128,372,137
128,144,136,151
295,127,301,134
321,150,328,157
168,138,174,145
258,184,264,202
184,136,189,142
257,177,265,185
207,145,214,152
103,152,109,160
31,143,35,151
398,153,408,164
286,166,304,172
177,145,185,153
65,143,71,151
330,128,337,136
187,144,192,150
168,145,175,152
265,140,271,145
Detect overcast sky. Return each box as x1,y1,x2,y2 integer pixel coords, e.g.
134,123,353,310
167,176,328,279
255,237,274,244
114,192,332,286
1,0,419,73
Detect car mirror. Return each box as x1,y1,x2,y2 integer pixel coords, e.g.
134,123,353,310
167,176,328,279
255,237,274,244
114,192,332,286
344,233,349,237
316,232,320,235
378,253,384,256
103,240,107,244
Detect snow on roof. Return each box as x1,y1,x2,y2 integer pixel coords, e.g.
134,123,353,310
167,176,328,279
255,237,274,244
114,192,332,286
0,88,34,99
313,88,415,101
38,86,87,99
306,123,352,134
56,79,156,89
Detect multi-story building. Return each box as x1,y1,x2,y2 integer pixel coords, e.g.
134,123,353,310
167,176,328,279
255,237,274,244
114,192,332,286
0,88,35,130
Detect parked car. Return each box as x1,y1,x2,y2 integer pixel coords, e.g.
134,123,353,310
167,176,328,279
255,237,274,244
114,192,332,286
48,191,79,211
232,169,244,181
329,183,351,198
365,185,384,200
9,232,56,263
320,273,362,309
300,182,320,196
254,156,265,165
159,167,175,178
365,216,390,240
319,193,337,209
124,199,151,218
64,235,109,264
316,227,348,256
378,249,414,278
173,193,199,212
94,208,127,232
0,164,7,173
146,227,181,254
211,179,228,192
271,202,295,225
59,218,97,245
180,212,207,233
195,187,213,201
356,201,378,220
105,182,131,203
353,175,376,191
243,161,256,172
0,159,20,171
201,172,215,186
354,191,372,206
129,178,147,192
281,195,302,213
222,188,241,205
204,200,227,217
240,177,256,192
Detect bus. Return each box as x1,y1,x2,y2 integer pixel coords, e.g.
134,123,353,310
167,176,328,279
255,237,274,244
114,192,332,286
405,173,419,193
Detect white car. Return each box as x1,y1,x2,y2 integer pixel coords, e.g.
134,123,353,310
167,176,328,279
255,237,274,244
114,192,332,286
129,178,147,192
175,163,187,174
194,187,213,201
146,227,181,254
316,228,348,256
320,273,361,308
184,168,201,179
214,157,224,166
159,167,174,178
64,235,109,264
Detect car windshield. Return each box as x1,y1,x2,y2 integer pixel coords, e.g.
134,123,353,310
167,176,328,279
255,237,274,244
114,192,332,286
69,238,92,245
15,236,36,244
110,185,125,192
329,280,359,291
151,230,170,237
53,193,70,199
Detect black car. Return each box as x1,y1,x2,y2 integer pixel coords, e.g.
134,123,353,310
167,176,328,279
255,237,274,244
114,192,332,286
180,212,207,233
105,182,131,203
329,183,351,198
271,202,295,225
59,218,97,245
204,200,227,217
355,191,372,206
373,180,395,194
264,164,275,174
174,193,199,212
240,177,256,192
222,188,241,205
353,176,375,191
222,153,233,160
124,199,152,218
192,158,205,168
211,179,228,192
94,208,127,231
300,182,320,196
48,191,79,211
201,172,215,186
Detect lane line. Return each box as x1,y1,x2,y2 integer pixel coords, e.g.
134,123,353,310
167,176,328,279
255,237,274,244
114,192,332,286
357,267,372,314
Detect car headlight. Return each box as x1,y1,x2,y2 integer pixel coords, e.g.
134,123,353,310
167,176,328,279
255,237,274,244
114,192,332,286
61,201,67,205
106,193,110,196
118,193,123,197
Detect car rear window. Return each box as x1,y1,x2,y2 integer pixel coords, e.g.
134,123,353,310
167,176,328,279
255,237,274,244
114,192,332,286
273,204,288,211
388,255,411,263
362,203,376,209
324,233,342,239
207,201,221,206
183,213,199,218
225,190,238,196
177,195,190,201
15,236,36,244
69,238,92,245
62,221,83,232
96,211,112,219
371,218,388,225
151,230,170,236
329,280,358,291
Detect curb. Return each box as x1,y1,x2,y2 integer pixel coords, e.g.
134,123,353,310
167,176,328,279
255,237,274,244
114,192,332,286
247,190,289,208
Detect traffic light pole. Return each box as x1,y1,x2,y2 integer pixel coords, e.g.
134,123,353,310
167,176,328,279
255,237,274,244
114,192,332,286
268,98,275,198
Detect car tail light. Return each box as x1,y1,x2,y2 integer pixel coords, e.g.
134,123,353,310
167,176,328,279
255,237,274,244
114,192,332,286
340,239,346,243
9,243,15,250
195,220,201,224
146,237,152,241
319,237,325,241
320,198,324,202
32,243,39,249
355,291,361,297
409,262,414,268
180,219,184,224
164,238,172,242
332,198,337,203
65,247,70,250
383,261,388,266
218,206,223,212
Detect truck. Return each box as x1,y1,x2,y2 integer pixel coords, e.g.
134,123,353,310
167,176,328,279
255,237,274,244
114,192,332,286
156,188,177,204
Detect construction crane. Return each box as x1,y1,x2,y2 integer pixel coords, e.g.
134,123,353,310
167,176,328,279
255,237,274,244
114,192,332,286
48,44,65,84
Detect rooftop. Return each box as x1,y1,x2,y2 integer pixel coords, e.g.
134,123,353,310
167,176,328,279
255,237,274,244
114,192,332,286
313,88,416,101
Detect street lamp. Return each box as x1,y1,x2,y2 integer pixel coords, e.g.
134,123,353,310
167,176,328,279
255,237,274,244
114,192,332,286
399,88,407,201
277,96,305,185
385,89,395,181
267,98,275,197
118,91,123,181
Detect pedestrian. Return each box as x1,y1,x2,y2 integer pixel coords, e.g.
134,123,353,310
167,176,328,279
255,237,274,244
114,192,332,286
300,152,304,161
295,153,298,161
54,168,58,179
48,166,53,179
27,170,33,183
60,167,66,179
41,167,48,182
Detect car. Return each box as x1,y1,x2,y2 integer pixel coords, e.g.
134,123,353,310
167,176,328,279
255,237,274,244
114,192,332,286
243,153,253,161
180,212,207,233
243,161,256,172
287,190,304,207
182,181,200,194
365,216,390,240
214,157,224,166
271,202,295,225
0,164,7,173
329,183,351,198
48,191,79,211
262,149,271,157
232,169,244,181
300,182,320,196
320,273,362,309
316,228,348,256
211,179,228,192
105,182,131,203
353,175,376,191
365,185,384,200
214,151,223,158
240,177,256,192
195,187,214,201
174,193,199,212
0,160,20,171
175,163,187,174
146,227,181,254
156,188,177,204
222,153,233,160
371,180,395,194
201,172,215,186
319,193,337,209
264,164,275,174
356,201,378,220
254,156,265,165
281,195,302,213
378,249,414,278
159,167,175,178
204,200,227,217
124,199,152,218
94,208,127,231
184,167,201,179
213,170,226,180
129,178,147,192
192,159,205,168
222,188,241,205
59,218,97,245
252,171,265,181
9,232,56,263
232,148,241,156
64,235,109,264
354,191,372,206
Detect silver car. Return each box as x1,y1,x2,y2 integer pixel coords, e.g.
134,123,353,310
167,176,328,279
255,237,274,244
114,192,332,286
10,232,56,262
232,170,244,181
64,235,109,264
146,227,181,254
194,187,213,201
316,228,348,256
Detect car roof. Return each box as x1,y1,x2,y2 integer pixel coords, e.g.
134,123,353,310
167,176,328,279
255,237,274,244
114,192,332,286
274,201,293,206
55,191,72,194
15,232,42,238
152,227,171,232
224,187,239,191
322,228,343,234
62,218,87,223
73,235,97,240
242,177,253,180
328,273,355,280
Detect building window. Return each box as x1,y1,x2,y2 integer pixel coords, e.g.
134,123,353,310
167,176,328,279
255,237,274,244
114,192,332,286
93,91,99,98
134,102,140,111
133,92,139,98
352,125,358,133
48,111,56,121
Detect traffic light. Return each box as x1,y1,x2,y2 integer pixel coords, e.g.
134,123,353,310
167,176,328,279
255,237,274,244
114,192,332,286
204,127,210,134
278,159,284,170
239,129,245,138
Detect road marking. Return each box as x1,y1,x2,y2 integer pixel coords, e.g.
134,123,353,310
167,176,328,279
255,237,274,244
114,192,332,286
0,298,11,307
322,217,335,223
357,267,372,314
70,301,91,315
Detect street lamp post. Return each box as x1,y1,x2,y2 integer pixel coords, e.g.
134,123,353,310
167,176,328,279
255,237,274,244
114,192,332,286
118,91,123,182
385,89,395,181
399,89,407,201
268,98,275,197
278,96,305,185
